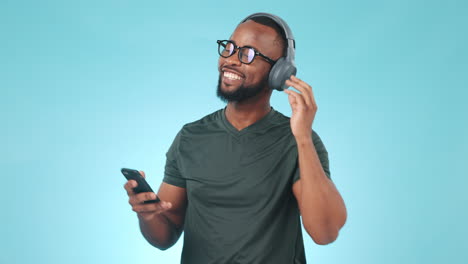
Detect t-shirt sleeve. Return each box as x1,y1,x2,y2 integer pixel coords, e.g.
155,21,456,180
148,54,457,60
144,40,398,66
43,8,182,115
292,130,331,183
163,130,186,188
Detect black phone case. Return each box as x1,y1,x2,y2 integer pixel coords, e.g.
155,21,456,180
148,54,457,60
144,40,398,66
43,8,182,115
121,168,160,203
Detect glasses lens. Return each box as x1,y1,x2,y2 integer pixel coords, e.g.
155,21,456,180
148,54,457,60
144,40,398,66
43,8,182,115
239,47,255,63
219,41,235,58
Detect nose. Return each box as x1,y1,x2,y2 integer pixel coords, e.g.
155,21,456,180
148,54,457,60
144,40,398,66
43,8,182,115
224,52,242,66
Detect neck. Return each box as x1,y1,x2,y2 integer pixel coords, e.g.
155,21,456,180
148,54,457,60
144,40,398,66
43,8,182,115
225,90,272,131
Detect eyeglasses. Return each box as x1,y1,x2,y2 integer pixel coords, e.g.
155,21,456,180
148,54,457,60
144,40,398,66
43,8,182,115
217,40,277,65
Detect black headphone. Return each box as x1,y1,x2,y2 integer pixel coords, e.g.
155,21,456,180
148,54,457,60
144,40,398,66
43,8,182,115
239,12,297,91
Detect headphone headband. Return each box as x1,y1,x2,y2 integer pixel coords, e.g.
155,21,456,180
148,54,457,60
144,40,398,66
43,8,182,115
240,12,295,49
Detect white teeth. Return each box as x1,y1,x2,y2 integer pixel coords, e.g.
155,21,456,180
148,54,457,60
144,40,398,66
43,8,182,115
224,71,242,80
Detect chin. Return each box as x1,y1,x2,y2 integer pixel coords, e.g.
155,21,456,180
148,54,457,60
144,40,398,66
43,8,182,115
221,85,241,94
220,79,242,92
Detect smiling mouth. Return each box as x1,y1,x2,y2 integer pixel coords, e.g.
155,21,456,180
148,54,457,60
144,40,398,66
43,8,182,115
223,71,243,80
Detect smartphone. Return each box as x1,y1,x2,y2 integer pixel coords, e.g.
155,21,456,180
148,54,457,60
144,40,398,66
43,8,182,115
121,168,160,203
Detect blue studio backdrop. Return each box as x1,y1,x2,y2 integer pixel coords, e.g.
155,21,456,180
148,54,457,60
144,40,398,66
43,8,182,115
1,0,467,263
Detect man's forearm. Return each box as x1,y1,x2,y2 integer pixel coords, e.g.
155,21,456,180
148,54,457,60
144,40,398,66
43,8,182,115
138,213,181,250
296,136,347,245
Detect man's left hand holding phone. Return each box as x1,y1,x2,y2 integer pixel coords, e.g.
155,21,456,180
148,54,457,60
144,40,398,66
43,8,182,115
122,168,172,221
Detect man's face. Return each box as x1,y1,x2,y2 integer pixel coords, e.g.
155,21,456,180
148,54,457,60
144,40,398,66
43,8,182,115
217,20,283,102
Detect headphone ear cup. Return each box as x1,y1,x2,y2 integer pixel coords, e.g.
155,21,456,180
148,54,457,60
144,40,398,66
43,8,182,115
268,57,297,91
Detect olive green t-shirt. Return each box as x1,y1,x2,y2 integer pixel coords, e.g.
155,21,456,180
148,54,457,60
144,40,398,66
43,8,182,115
163,108,330,264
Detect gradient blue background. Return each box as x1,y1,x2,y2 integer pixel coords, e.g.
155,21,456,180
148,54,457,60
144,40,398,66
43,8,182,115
1,0,467,263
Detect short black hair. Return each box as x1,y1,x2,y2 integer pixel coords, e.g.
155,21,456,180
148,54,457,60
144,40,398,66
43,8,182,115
246,16,287,56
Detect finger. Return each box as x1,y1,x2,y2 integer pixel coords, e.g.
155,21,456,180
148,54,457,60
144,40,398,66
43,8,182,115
133,201,172,214
129,192,159,206
284,88,307,110
285,79,312,108
133,203,160,214
133,192,158,204
284,90,297,106
124,180,138,196
289,76,314,104
290,76,317,108
139,170,146,178
286,77,313,107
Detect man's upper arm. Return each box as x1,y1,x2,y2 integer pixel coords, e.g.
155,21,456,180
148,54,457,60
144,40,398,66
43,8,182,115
292,130,331,211
160,129,187,231
292,130,331,184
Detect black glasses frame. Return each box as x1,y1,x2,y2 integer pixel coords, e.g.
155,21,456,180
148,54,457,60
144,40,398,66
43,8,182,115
217,40,277,65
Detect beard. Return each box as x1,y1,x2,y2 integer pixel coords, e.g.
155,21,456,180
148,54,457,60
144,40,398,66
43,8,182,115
216,74,268,103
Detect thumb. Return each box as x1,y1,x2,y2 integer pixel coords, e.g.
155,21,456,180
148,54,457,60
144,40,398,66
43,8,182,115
285,91,296,106
139,170,146,178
